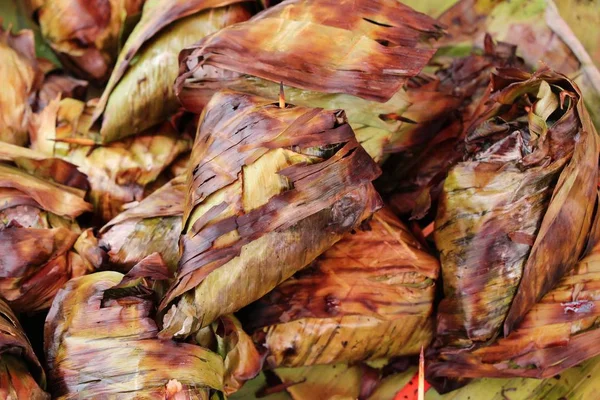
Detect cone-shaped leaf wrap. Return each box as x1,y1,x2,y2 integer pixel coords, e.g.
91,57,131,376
29,0,145,82
241,207,439,367
434,68,599,351
159,90,382,339
44,254,225,399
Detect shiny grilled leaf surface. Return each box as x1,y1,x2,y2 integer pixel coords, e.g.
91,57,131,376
176,0,442,105
241,207,438,367
44,254,225,399
0,298,48,399
433,68,598,352
430,234,600,379
90,0,255,143
31,97,191,222
29,0,145,82
159,90,382,339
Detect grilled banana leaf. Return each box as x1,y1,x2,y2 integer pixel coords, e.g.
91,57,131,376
89,0,255,143
430,231,600,378
44,253,225,399
174,0,443,163
241,207,438,367
28,0,145,81
381,36,524,218
214,314,263,395
30,97,191,222
0,24,42,146
437,0,600,130
0,142,96,312
159,90,382,339
99,176,186,272
434,68,599,350
0,298,49,399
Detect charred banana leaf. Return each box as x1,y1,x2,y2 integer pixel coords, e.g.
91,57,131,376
434,68,599,349
0,298,49,399
174,0,443,163
99,176,186,272
89,0,255,143
0,24,42,146
30,98,191,222
381,36,524,218
29,0,145,82
0,142,96,312
437,0,600,130
430,233,600,379
44,253,225,398
159,90,382,339
241,207,438,367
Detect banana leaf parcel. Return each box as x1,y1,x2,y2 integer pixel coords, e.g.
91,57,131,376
173,0,444,163
0,24,42,146
99,176,186,272
89,0,255,143
434,67,599,351
0,142,98,313
380,36,525,218
28,0,145,82
241,207,438,368
44,254,226,398
430,232,600,379
30,97,191,222
0,298,48,399
158,89,382,339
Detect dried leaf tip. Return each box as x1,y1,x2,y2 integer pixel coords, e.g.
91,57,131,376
279,81,286,109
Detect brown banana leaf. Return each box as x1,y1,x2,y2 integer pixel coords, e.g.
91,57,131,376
34,58,87,111
241,207,438,368
89,0,255,143
434,67,599,351
99,176,186,272
44,254,225,398
29,0,145,82
429,230,600,379
30,97,191,222
437,0,600,130
0,23,42,146
0,144,96,313
0,298,49,399
174,0,443,163
214,314,263,395
158,90,382,339
380,36,524,218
